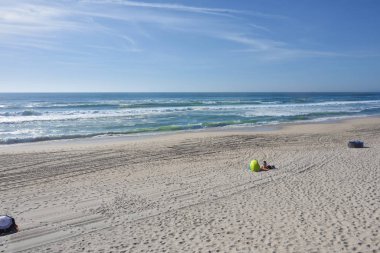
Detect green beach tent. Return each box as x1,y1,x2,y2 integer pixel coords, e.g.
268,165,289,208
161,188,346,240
250,160,260,172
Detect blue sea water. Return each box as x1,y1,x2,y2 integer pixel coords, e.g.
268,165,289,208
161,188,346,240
0,92,380,144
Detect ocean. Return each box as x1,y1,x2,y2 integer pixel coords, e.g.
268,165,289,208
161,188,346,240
1,92,380,144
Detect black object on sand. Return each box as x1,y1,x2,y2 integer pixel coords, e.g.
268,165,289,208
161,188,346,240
0,215,18,236
348,141,364,148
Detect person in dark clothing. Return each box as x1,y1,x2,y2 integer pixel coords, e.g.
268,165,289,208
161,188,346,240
261,161,276,171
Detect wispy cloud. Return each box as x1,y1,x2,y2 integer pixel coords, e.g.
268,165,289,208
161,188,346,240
220,33,286,51
219,33,345,60
0,3,93,37
81,0,246,16
249,24,271,33
0,0,358,61
82,0,289,19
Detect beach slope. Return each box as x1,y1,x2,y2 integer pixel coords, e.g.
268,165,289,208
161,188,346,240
1,118,379,252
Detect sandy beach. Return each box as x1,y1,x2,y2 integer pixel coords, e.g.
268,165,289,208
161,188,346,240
0,117,379,253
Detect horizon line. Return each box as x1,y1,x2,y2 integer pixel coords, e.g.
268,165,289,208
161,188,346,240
1,91,380,93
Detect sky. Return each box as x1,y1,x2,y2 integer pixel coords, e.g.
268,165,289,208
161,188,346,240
0,0,380,92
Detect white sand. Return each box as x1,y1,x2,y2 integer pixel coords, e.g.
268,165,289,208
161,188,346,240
0,117,379,253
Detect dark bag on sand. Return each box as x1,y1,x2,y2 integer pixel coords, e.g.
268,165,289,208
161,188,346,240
348,141,364,148
0,215,17,234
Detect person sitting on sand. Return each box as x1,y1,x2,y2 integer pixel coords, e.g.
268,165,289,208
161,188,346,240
261,161,276,171
0,215,18,236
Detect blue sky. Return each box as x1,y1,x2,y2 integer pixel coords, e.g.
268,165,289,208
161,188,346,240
0,0,379,92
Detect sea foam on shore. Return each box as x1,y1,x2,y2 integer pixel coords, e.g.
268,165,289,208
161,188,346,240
1,92,380,144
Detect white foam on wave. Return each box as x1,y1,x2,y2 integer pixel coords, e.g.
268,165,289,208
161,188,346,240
1,99,379,124
0,107,194,123
0,128,41,136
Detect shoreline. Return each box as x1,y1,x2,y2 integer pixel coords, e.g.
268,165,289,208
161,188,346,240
2,92,380,148
1,114,379,153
